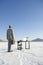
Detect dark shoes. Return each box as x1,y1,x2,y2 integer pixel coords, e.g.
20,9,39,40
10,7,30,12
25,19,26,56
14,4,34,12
8,50,13,52
8,50,11,52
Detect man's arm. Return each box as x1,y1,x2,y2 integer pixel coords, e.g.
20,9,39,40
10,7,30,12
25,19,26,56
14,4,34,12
11,29,14,39
7,30,8,40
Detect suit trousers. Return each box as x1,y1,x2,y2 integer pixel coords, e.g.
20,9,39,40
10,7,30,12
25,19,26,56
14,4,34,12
8,40,11,52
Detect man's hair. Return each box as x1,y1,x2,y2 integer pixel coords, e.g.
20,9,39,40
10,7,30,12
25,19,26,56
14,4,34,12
9,25,11,28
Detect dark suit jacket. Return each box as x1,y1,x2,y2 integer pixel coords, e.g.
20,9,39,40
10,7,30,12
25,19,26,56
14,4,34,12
7,28,14,40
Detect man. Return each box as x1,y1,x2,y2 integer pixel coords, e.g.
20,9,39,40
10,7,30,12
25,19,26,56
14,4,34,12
7,25,14,52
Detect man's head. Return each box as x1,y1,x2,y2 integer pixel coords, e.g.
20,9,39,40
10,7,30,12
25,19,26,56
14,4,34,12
9,25,11,28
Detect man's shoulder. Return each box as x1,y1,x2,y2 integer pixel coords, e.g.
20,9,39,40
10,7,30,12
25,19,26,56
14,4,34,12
7,29,12,32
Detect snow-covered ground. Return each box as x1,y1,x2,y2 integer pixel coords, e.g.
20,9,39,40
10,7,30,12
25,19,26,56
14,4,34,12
0,42,43,65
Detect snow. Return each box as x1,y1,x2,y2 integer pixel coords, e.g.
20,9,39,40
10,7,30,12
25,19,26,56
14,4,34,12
0,42,43,65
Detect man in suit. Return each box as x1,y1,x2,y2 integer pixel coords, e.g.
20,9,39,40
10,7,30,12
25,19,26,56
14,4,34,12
7,25,14,52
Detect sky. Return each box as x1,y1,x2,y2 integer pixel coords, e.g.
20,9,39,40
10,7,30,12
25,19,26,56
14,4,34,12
0,0,43,40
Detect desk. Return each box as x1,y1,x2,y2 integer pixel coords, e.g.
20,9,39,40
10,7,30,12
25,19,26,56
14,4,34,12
17,40,30,50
